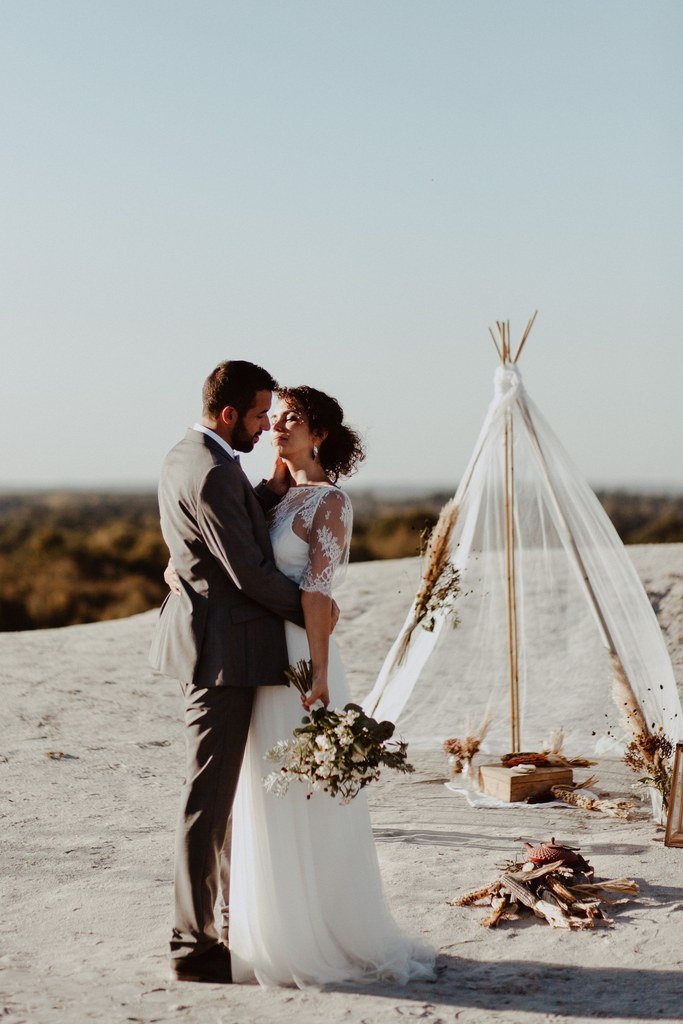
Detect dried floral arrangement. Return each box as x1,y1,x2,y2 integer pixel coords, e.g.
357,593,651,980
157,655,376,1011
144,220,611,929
624,729,674,810
394,497,461,666
497,728,598,771
611,654,674,810
450,838,638,930
443,715,491,774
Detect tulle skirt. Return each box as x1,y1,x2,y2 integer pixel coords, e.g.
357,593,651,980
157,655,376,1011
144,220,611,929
229,622,436,988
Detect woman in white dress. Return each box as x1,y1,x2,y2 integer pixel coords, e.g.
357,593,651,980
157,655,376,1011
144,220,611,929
229,385,435,988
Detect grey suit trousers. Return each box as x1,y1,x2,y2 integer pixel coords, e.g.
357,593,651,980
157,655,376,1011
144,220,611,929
170,681,254,960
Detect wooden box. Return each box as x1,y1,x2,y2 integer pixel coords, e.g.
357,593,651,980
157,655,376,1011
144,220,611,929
478,763,573,803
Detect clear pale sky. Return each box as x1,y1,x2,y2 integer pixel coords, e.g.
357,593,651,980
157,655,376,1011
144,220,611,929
2,0,681,491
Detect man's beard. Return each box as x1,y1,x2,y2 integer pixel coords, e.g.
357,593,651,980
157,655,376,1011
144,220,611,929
232,417,259,453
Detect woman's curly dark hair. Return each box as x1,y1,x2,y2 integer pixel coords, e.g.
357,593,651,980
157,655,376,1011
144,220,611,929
276,385,366,483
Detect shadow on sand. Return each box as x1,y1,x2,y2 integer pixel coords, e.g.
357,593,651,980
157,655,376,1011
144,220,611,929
328,957,683,1018
373,827,654,858
373,828,519,851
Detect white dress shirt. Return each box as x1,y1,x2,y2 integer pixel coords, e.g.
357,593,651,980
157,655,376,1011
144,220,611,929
192,423,238,461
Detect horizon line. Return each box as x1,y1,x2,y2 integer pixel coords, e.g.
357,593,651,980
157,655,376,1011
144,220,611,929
2,480,683,497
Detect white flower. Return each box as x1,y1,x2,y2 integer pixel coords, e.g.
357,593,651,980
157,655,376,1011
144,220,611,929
263,772,290,797
265,740,292,763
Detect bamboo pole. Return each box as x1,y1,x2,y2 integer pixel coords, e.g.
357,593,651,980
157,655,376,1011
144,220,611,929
490,314,537,751
497,319,521,751
513,309,538,363
489,327,503,361
503,406,521,752
509,413,521,751
503,415,514,750
497,321,507,362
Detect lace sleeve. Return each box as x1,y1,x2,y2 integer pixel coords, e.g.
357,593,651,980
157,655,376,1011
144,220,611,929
300,490,353,597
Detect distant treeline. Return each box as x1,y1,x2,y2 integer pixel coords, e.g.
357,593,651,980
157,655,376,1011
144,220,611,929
0,492,167,632
0,489,681,632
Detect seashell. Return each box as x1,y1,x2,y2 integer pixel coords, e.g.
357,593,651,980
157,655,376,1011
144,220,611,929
523,838,591,873
523,840,563,864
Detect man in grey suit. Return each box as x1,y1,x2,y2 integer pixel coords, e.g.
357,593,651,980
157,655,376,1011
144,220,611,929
150,360,325,984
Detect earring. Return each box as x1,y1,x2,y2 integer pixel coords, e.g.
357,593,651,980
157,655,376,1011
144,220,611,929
312,445,319,460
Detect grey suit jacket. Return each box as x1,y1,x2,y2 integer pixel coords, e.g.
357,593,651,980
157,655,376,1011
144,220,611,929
149,428,304,688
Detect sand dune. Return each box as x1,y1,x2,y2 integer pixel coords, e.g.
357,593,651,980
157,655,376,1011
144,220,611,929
1,545,682,1023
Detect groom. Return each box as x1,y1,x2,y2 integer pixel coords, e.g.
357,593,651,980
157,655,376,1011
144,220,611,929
151,360,326,984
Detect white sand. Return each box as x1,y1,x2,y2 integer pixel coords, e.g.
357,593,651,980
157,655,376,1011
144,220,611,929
1,544,682,1024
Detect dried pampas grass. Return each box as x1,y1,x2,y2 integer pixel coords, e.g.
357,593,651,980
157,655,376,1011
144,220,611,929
610,653,674,809
542,728,566,757
610,653,649,742
538,727,597,768
393,497,461,666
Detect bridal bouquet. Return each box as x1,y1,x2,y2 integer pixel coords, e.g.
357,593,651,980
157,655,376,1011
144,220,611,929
263,660,413,804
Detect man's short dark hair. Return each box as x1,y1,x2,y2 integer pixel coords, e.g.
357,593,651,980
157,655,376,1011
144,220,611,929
202,361,278,417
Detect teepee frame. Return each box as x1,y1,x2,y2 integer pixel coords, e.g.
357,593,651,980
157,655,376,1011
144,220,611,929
364,315,681,822
487,312,640,752
366,314,664,767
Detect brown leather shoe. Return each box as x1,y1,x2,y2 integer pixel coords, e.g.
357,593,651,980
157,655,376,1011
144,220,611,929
170,943,233,984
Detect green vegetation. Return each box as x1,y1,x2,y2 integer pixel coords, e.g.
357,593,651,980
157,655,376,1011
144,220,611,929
0,492,167,631
0,489,681,632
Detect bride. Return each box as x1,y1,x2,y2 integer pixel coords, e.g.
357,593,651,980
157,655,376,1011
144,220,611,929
228,384,435,988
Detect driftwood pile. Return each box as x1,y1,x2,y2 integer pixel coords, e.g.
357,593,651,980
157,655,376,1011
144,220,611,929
450,838,638,930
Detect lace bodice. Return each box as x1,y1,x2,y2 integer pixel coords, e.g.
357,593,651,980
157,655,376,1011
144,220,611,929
268,486,352,596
